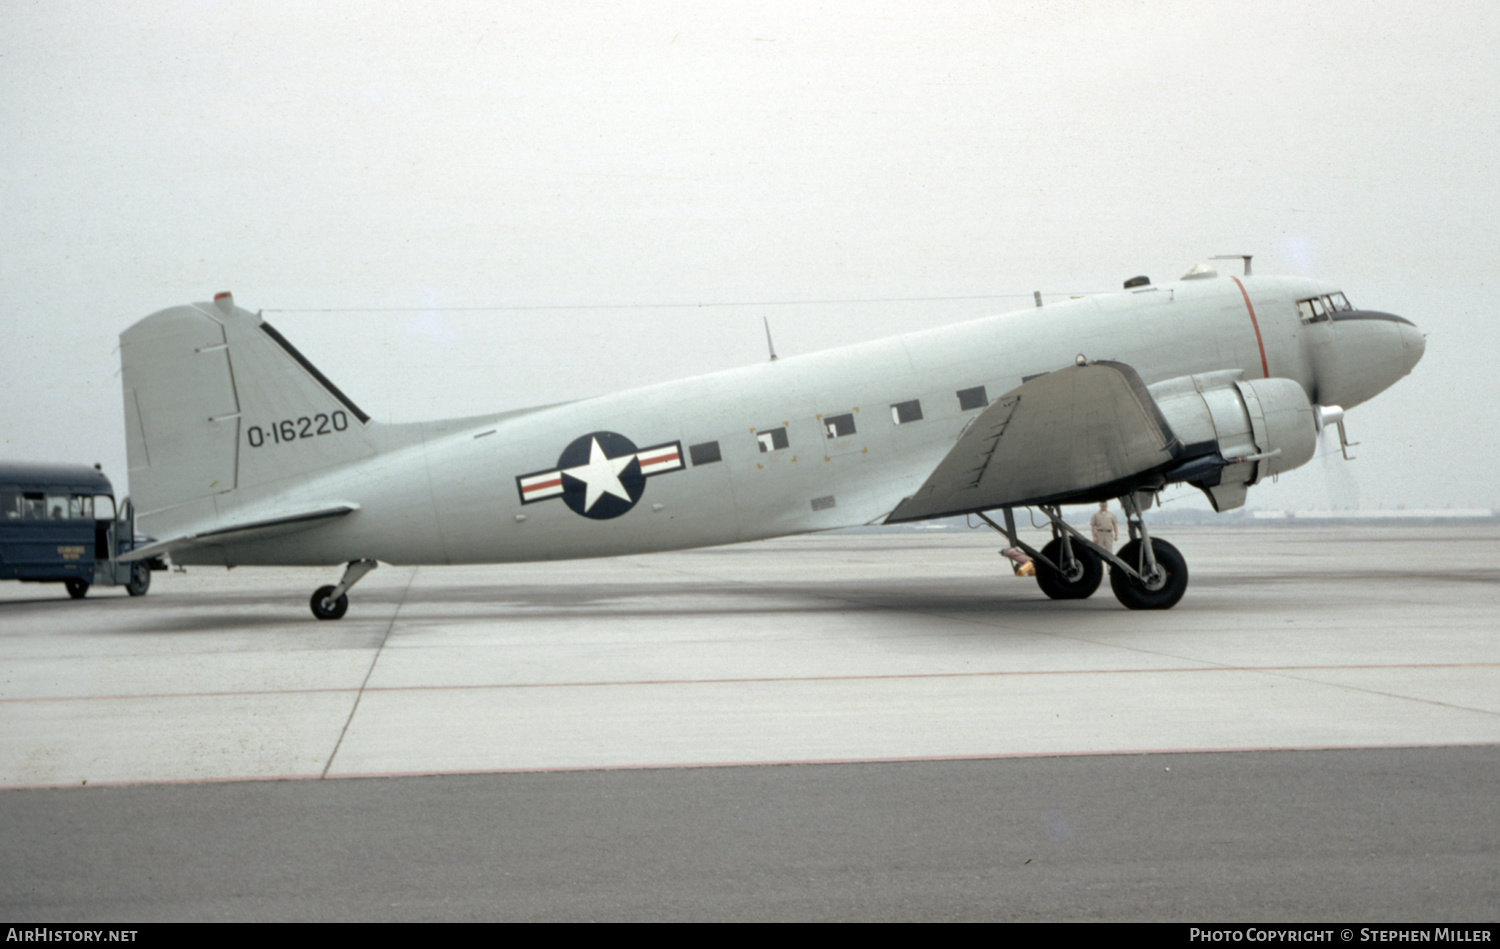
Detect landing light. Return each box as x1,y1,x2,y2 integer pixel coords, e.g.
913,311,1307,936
1313,405,1345,432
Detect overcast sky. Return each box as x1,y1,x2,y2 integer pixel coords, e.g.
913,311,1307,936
3,0,1496,513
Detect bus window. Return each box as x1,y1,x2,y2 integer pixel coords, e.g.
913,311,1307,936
0,491,19,519
68,495,94,519
94,495,116,520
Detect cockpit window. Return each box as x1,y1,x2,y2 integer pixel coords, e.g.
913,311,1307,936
1297,292,1354,324
1298,297,1328,323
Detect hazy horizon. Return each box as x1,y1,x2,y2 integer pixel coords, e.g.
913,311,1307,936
4,1,1496,512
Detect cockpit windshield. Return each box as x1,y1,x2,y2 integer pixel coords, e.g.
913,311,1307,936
1298,292,1354,323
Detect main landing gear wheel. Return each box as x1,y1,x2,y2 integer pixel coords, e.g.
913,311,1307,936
64,579,89,600
1034,538,1103,600
310,585,349,621
126,562,151,597
1109,538,1188,610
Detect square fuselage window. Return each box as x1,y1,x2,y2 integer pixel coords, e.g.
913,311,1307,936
823,413,856,439
890,400,923,425
956,386,988,411
756,427,789,452
689,441,722,465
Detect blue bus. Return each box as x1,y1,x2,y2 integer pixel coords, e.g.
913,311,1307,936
0,462,163,598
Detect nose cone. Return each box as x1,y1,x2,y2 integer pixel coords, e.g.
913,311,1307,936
1398,319,1426,376
1308,311,1424,409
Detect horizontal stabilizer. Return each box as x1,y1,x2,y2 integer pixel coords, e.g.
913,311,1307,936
887,361,1180,522
117,504,357,562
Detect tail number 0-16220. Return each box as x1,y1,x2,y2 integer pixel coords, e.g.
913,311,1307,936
247,412,348,448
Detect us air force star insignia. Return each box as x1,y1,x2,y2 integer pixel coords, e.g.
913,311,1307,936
516,431,685,519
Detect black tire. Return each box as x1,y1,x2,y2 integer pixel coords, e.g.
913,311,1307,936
310,585,349,621
126,562,151,597
1109,538,1188,610
64,579,89,600
1034,538,1103,600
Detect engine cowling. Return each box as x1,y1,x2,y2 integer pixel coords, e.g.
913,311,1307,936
1148,371,1317,511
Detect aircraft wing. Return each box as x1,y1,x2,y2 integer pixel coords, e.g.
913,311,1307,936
116,504,358,562
886,361,1184,522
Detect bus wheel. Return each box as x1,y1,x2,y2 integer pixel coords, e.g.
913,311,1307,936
126,562,151,597
65,579,90,599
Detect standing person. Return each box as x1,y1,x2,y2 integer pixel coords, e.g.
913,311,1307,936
1090,501,1119,553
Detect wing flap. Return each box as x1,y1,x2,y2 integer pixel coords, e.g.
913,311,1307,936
117,504,358,561
887,361,1180,522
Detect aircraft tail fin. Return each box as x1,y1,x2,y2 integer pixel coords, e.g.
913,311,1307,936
120,293,382,534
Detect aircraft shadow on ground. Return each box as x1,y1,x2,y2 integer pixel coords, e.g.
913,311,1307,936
15,564,1486,635
353,579,1126,622
7,578,1120,636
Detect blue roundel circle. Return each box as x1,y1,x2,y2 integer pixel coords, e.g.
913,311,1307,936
556,431,647,520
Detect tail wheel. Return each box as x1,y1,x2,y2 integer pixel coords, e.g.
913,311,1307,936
64,579,90,600
1034,538,1103,600
310,585,349,621
126,562,151,597
1109,538,1188,610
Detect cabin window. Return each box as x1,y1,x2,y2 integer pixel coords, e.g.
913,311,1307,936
1328,292,1353,312
811,495,836,511
823,413,856,439
756,427,789,452
957,386,988,411
689,441,722,466
890,400,923,425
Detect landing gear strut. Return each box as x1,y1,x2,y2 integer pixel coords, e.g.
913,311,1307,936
1033,520,1103,600
311,559,378,620
1107,494,1189,610
977,493,1189,610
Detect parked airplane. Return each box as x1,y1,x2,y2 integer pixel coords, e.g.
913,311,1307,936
117,261,1423,617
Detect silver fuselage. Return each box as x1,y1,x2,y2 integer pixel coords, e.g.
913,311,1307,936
154,273,1422,566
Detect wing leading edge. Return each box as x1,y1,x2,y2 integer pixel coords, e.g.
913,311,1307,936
886,361,1185,522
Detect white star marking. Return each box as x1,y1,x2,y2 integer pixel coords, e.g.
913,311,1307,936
562,437,636,512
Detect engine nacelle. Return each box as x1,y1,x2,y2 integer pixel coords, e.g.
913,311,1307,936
1148,371,1317,511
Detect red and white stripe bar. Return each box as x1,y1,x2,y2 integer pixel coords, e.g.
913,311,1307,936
518,472,565,501
637,445,683,476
